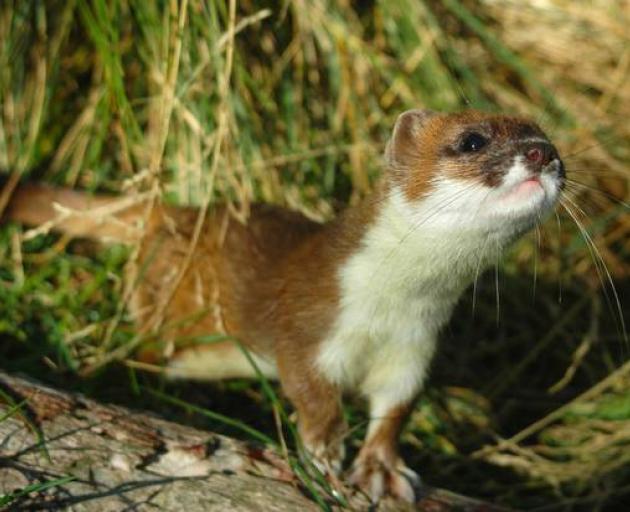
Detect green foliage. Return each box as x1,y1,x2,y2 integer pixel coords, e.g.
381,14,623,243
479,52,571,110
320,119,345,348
0,0,628,509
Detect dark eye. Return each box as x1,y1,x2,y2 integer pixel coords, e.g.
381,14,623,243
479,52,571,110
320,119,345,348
460,132,487,153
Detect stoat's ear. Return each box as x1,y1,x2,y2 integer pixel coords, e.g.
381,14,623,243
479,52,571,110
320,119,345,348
385,109,438,170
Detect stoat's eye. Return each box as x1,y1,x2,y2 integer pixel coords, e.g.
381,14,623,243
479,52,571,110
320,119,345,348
460,132,487,153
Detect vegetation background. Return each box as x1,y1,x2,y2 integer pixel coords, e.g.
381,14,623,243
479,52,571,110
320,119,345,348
0,0,628,510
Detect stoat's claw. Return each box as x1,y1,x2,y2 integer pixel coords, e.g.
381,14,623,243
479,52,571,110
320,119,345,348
350,455,421,503
302,439,345,476
299,442,348,502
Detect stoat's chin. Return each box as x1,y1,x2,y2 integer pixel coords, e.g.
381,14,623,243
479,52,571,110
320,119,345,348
498,188,552,217
490,157,561,220
514,177,543,195
498,177,546,205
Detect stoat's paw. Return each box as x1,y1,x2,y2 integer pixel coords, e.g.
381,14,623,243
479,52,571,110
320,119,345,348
299,439,348,500
302,439,345,476
349,454,421,503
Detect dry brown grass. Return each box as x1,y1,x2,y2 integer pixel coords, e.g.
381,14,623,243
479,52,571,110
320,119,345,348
0,0,628,509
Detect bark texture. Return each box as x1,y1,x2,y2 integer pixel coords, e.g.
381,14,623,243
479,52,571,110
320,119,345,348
0,371,508,511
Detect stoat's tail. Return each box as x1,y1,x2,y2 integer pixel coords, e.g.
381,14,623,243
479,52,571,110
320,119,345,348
0,175,148,243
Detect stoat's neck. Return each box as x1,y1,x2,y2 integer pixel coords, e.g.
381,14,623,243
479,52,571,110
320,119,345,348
338,186,501,300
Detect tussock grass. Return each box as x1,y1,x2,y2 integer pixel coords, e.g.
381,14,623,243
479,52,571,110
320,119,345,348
0,0,628,509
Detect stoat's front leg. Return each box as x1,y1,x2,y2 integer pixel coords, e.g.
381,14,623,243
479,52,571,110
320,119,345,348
349,334,435,503
276,349,347,475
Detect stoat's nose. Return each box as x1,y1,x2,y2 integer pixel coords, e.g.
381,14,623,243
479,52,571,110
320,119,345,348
523,141,558,172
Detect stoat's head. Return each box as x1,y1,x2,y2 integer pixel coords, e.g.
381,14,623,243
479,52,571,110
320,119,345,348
385,109,564,237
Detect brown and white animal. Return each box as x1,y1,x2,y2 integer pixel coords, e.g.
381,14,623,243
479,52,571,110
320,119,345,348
2,109,565,502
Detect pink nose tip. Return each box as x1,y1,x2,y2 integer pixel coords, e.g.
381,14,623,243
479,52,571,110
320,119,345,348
526,147,543,163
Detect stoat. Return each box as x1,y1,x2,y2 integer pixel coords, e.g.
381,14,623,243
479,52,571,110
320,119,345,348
2,109,565,502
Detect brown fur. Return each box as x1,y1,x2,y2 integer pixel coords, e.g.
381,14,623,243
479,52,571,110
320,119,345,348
1,109,559,502
2,181,382,364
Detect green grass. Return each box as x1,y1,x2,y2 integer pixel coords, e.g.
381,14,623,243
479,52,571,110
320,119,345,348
0,0,629,510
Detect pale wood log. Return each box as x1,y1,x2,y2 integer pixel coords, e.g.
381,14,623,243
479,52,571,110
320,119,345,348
0,371,508,511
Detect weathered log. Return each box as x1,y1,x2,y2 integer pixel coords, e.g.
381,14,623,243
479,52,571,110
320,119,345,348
0,371,508,511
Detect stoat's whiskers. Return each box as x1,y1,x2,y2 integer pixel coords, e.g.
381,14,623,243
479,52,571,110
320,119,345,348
533,218,542,299
494,243,501,324
470,187,496,315
564,168,628,177
554,209,564,305
563,179,630,209
471,235,489,316
561,134,624,161
559,193,627,342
